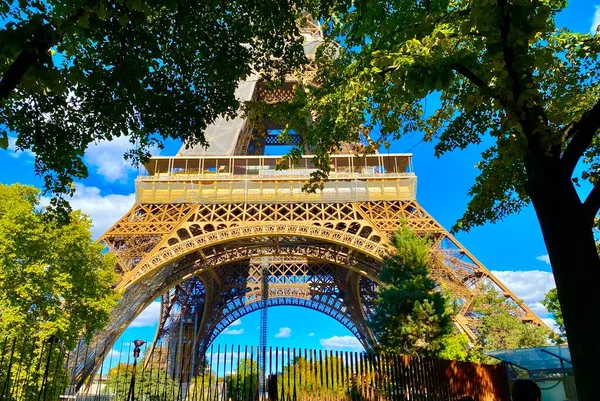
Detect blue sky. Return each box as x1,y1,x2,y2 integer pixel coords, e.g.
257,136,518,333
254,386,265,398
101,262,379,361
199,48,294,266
1,0,598,366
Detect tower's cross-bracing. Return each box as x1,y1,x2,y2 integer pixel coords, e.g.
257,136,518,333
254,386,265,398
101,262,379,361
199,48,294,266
72,16,545,386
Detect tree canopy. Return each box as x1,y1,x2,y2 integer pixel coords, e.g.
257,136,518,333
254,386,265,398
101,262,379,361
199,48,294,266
0,183,118,347
254,0,599,398
0,0,329,207
105,362,182,401
369,226,451,356
266,0,600,227
276,355,348,400
541,288,566,344
225,358,260,401
468,286,550,362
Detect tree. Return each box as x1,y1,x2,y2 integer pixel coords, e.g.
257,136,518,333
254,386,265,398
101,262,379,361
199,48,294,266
225,358,259,401
276,355,348,400
0,1,327,207
105,362,181,401
469,286,550,363
0,183,118,401
0,183,118,347
256,1,600,397
436,286,549,363
541,288,567,344
369,226,451,356
437,332,470,362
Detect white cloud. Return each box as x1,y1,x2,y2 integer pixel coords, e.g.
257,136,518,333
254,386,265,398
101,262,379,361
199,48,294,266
308,333,315,337
5,134,158,181
275,327,292,338
42,183,135,238
536,254,551,265
542,318,560,333
230,319,242,327
222,328,245,335
85,136,160,182
528,302,550,318
211,352,239,363
84,136,137,182
129,301,161,328
491,270,556,306
6,136,34,159
320,336,364,351
591,5,600,34
106,349,121,360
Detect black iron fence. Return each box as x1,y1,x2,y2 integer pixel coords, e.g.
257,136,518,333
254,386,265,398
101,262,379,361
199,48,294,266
0,337,510,401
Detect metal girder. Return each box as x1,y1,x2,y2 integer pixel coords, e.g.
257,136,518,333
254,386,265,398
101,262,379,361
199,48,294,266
73,197,547,388
72,17,545,386
183,259,374,353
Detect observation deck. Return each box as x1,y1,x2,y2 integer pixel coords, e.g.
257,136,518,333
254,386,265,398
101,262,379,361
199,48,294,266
136,153,416,204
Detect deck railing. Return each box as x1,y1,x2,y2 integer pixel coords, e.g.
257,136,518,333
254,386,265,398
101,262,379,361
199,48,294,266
139,154,414,181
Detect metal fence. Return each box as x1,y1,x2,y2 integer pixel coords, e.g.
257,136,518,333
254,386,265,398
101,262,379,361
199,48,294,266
0,337,510,401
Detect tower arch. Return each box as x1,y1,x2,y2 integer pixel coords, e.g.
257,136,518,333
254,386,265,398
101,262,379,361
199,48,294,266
71,17,546,389
72,238,381,386
118,219,392,290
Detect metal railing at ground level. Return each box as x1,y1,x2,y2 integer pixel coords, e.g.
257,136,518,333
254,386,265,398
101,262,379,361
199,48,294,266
0,337,510,401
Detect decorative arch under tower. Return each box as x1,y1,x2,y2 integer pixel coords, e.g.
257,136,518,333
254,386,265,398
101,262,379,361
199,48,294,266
73,16,545,387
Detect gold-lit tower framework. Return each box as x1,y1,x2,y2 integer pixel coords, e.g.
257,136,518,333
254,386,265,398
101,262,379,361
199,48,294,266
72,15,545,386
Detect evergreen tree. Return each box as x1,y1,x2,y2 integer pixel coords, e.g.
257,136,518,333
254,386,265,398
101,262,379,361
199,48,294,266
369,226,451,356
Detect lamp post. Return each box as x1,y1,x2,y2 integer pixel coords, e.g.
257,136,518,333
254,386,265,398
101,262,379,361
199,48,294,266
126,340,145,401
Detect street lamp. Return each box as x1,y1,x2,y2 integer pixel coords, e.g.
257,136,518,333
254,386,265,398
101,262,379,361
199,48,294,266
126,340,146,401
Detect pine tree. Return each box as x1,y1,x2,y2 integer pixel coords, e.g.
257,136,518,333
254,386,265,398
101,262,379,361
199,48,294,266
369,226,451,356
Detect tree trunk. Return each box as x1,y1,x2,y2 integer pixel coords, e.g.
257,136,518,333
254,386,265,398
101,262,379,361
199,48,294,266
529,176,600,401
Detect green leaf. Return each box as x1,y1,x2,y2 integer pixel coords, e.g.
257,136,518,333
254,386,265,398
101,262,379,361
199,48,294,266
0,132,8,150
0,184,119,347
118,14,129,26
78,12,90,28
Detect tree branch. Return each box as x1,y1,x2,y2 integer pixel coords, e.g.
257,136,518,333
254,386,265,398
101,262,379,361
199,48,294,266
0,26,56,101
0,9,86,102
450,63,486,90
497,0,522,103
497,0,553,164
562,98,600,176
450,63,500,101
584,181,600,223
372,8,471,52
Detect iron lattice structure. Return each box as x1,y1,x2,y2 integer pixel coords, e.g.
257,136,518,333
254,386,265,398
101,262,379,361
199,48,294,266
72,16,545,386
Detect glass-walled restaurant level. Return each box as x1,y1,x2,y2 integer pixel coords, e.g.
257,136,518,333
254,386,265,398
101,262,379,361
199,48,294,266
136,154,416,204
140,154,413,180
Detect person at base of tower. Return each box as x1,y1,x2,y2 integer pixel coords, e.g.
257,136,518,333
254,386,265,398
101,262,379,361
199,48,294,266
512,379,542,401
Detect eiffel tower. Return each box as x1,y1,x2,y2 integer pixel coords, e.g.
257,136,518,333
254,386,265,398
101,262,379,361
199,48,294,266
76,15,544,384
